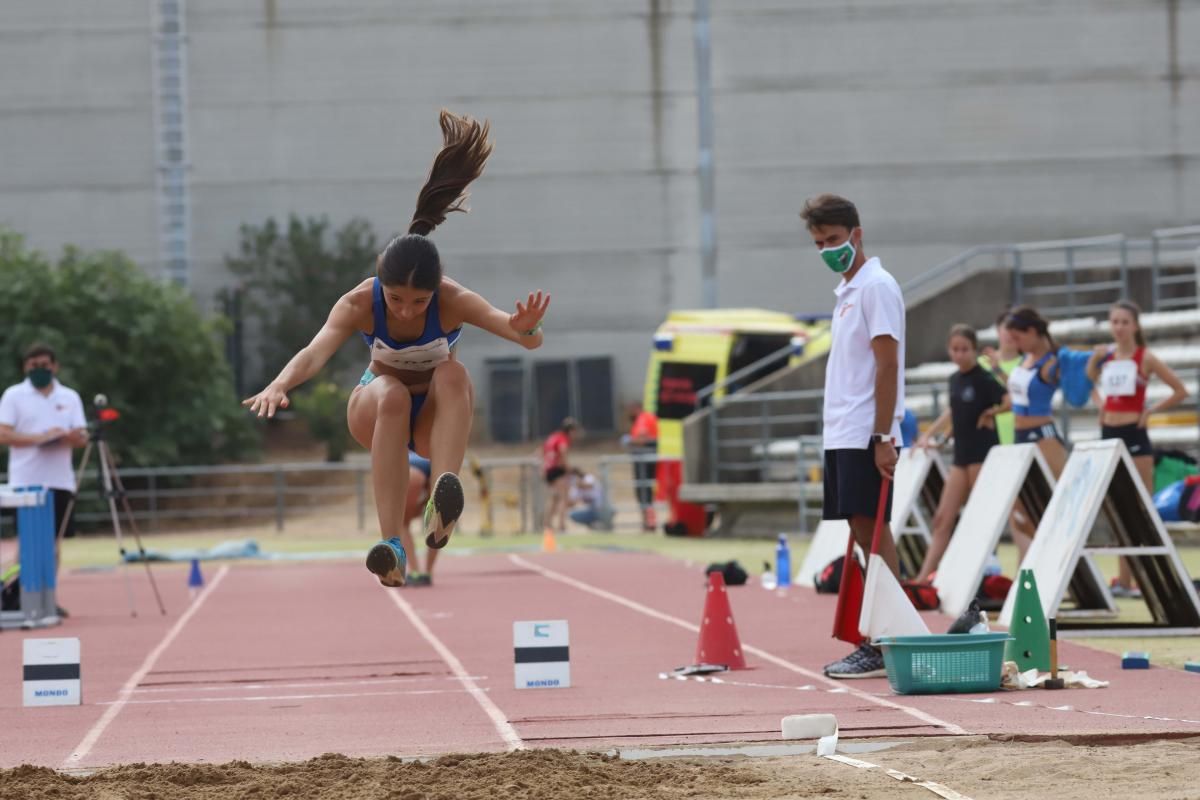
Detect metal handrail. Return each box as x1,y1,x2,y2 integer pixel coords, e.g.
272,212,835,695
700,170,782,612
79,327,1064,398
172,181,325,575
1011,233,1127,253
695,343,796,406
1151,226,1200,311
901,244,1016,298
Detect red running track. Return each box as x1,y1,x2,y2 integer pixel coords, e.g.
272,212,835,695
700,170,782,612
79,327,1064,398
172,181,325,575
2,550,1198,769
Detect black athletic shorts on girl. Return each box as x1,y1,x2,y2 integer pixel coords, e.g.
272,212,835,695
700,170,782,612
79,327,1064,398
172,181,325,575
1014,422,1062,445
1101,424,1153,458
822,441,895,521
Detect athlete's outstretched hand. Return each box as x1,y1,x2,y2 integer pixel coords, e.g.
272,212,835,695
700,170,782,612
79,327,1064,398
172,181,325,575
509,291,551,335
243,383,290,418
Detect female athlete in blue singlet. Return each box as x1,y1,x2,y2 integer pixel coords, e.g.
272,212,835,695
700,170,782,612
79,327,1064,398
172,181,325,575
243,110,550,587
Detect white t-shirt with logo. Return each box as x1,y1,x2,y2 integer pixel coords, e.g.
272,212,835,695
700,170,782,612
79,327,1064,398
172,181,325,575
822,257,906,450
0,379,87,492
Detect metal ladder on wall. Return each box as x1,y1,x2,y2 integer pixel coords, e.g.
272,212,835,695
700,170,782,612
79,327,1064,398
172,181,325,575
150,0,191,287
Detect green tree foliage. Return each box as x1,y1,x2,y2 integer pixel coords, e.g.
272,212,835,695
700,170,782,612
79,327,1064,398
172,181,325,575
226,215,377,388
0,230,258,466
291,380,353,462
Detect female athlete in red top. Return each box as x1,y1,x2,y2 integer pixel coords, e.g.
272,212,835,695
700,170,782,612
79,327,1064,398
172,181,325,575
542,418,577,535
1086,300,1187,595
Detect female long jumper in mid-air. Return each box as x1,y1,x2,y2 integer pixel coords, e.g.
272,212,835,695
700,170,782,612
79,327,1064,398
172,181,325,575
243,110,550,587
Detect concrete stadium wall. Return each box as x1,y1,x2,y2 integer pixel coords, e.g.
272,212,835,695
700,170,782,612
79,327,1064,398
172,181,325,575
1,0,1197,431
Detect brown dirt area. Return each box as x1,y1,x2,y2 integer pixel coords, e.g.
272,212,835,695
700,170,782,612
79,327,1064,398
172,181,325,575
5,738,1199,800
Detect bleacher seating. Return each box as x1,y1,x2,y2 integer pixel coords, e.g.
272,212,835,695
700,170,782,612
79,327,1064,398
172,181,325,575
756,313,1200,475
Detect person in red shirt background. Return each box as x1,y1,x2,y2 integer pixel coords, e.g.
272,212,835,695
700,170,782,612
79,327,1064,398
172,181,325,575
542,417,577,535
624,402,658,532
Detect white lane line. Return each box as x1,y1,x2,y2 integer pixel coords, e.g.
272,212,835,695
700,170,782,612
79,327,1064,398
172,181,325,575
509,555,967,736
99,687,480,706
132,675,488,694
384,589,524,751
62,565,232,768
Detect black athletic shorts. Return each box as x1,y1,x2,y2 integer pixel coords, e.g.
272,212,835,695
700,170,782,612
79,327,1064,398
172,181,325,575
822,443,895,522
53,489,76,539
544,466,567,485
1015,422,1062,445
1101,424,1153,458
953,430,998,468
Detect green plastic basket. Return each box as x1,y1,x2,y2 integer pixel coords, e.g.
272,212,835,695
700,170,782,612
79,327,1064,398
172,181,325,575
876,633,1013,695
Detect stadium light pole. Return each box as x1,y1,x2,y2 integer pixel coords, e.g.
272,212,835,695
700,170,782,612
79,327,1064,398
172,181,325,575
694,0,718,308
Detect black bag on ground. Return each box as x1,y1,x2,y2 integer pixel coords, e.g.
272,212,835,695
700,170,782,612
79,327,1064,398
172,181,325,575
704,560,748,586
815,555,855,594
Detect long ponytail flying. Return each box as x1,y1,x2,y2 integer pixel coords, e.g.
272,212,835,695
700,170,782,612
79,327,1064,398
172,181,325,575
378,110,494,289
408,110,494,237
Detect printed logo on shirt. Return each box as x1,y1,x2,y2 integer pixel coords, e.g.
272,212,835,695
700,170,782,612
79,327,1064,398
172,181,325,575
838,303,855,318
961,386,976,403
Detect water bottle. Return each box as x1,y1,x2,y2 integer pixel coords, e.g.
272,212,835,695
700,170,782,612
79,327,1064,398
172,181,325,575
760,561,777,591
776,534,792,588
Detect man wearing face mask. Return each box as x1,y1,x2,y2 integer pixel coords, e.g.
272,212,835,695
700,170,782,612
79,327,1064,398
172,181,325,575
0,344,89,595
801,194,905,680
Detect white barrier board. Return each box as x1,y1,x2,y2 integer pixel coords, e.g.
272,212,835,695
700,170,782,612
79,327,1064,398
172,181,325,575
934,444,1051,618
999,439,1200,634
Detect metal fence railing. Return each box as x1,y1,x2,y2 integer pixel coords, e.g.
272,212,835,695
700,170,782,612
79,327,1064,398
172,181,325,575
1151,225,1200,311
595,451,662,531
1,456,547,536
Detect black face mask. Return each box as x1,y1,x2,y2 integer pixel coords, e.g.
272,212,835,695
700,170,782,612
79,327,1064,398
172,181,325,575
27,367,53,389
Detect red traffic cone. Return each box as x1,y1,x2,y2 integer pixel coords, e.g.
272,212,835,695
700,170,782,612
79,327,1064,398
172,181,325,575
695,571,747,669
831,526,866,645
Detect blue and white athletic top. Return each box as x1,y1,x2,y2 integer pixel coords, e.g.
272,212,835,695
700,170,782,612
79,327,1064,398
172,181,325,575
362,279,462,372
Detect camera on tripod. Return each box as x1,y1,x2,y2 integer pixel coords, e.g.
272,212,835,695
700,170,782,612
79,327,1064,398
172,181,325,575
86,394,121,437
60,393,165,618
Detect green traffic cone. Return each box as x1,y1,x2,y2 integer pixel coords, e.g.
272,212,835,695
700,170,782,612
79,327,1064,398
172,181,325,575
1005,569,1051,672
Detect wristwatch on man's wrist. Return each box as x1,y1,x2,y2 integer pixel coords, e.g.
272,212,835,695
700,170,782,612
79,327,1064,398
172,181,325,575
870,433,893,445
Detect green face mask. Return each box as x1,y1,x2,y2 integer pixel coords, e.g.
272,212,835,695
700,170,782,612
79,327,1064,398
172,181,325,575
819,239,856,274
27,367,53,389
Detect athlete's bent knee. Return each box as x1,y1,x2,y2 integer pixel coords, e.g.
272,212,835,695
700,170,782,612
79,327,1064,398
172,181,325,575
376,385,413,418
431,359,471,391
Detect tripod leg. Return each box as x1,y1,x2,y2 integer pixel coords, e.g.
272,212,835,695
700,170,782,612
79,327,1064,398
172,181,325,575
96,442,138,618
102,444,166,616
56,441,92,548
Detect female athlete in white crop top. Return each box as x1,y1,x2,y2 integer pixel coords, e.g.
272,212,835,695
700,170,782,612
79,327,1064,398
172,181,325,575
243,110,550,587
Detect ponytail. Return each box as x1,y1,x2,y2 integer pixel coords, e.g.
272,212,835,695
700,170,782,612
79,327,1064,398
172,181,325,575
378,110,494,289
1004,304,1056,350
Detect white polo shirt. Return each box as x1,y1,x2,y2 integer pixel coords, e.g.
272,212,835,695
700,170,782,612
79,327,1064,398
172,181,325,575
822,257,906,450
0,379,87,492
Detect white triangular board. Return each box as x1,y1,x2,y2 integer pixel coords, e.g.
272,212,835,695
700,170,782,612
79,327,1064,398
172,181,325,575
890,447,944,541
795,448,939,588
998,439,1200,634
795,520,863,589
933,444,1051,618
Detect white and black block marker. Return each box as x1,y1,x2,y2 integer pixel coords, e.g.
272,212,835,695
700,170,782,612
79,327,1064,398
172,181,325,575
24,637,81,707
513,620,570,689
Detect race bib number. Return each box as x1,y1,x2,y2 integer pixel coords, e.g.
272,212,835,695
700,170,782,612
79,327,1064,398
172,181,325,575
371,337,451,372
1008,366,1034,407
1100,359,1137,397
